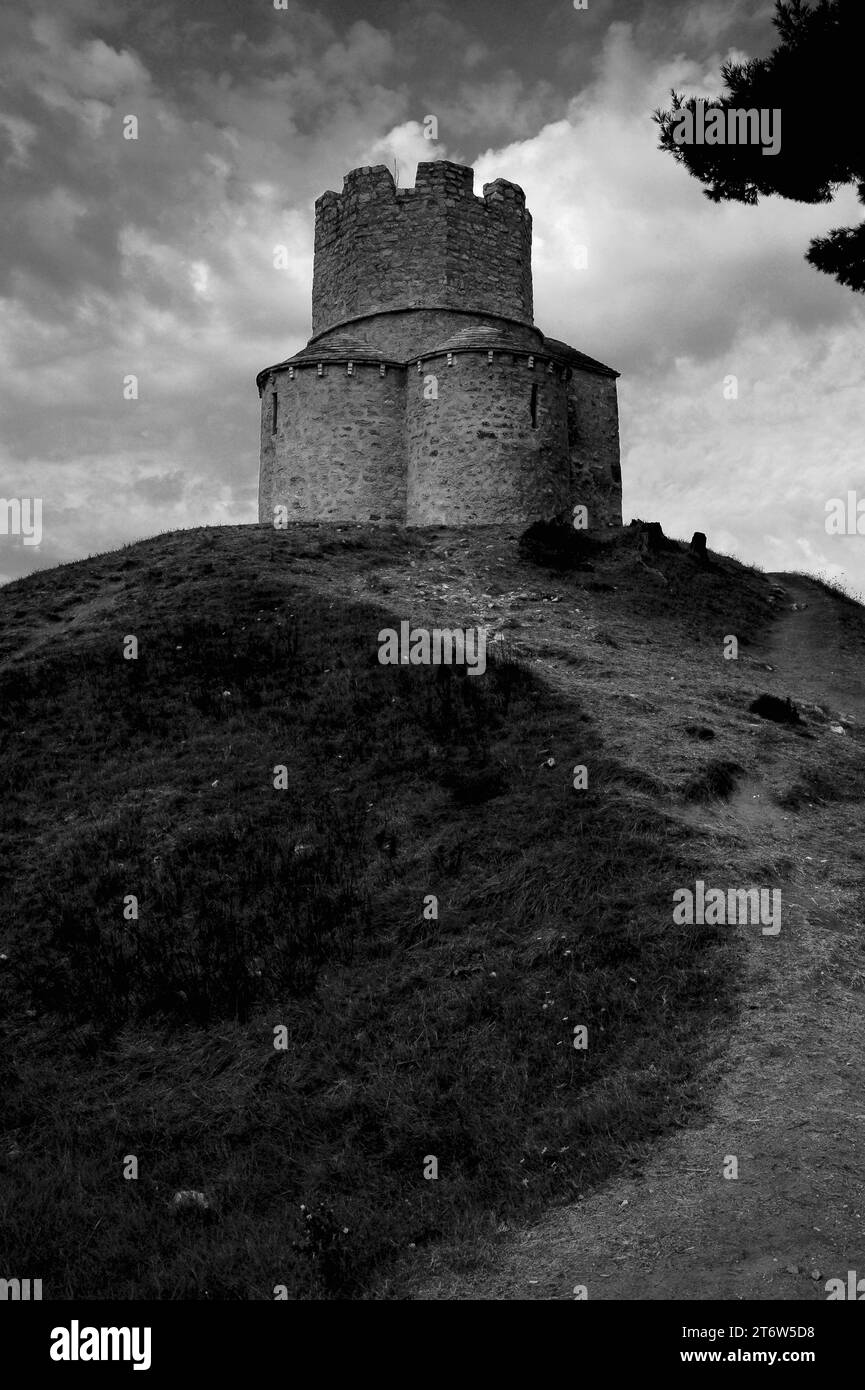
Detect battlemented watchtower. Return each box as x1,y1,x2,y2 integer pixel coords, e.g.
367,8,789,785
312,161,533,339
257,160,622,528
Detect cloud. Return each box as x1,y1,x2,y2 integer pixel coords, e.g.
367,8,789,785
475,24,861,372
464,22,865,588
0,111,38,166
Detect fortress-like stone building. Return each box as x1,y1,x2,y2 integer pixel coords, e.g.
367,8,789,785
257,160,622,527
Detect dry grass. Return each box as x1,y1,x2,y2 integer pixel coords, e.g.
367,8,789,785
1,522,858,1299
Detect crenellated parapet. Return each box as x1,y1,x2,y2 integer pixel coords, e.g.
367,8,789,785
311,161,533,337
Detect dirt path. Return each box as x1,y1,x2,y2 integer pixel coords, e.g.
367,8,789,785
414,574,865,1300
764,575,865,725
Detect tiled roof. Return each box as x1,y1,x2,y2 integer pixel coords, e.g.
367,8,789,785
541,337,619,378
257,325,619,388
290,332,388,362
421,323,541,356
255,333,401,387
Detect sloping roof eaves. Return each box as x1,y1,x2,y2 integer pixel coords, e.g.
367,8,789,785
542,336,619,378
421,324,541,356
257,328,620,391
256,338,403,390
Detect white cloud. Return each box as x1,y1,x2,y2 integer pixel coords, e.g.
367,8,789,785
0,110,38,165
462,23,865,589
365,121,451,178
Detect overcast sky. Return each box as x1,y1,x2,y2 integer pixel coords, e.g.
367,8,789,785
1,0,863,591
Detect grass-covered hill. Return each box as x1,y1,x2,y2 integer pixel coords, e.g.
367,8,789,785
1,521,862,1299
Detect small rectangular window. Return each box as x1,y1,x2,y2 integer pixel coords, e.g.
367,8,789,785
530,383,538,428
271,392,278,435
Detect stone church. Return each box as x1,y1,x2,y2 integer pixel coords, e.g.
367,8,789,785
257,160,622,527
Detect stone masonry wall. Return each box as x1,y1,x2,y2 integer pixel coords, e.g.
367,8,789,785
566,370,623,527
405,355,570,525
259,364,406,523
312,162,533,338
309,308,542,363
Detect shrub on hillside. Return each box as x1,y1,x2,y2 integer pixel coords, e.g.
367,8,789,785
518,518,597,570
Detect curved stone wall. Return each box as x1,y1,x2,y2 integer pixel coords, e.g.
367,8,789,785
309,308,542,364
259,362,405,523
405,352,570,525
312,162,533,338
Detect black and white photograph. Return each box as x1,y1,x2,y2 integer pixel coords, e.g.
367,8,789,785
1,0,863,1361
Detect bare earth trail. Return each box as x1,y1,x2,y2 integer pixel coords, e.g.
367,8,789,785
409,570,865,1301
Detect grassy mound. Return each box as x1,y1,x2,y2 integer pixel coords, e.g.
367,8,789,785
0,527,740,1299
